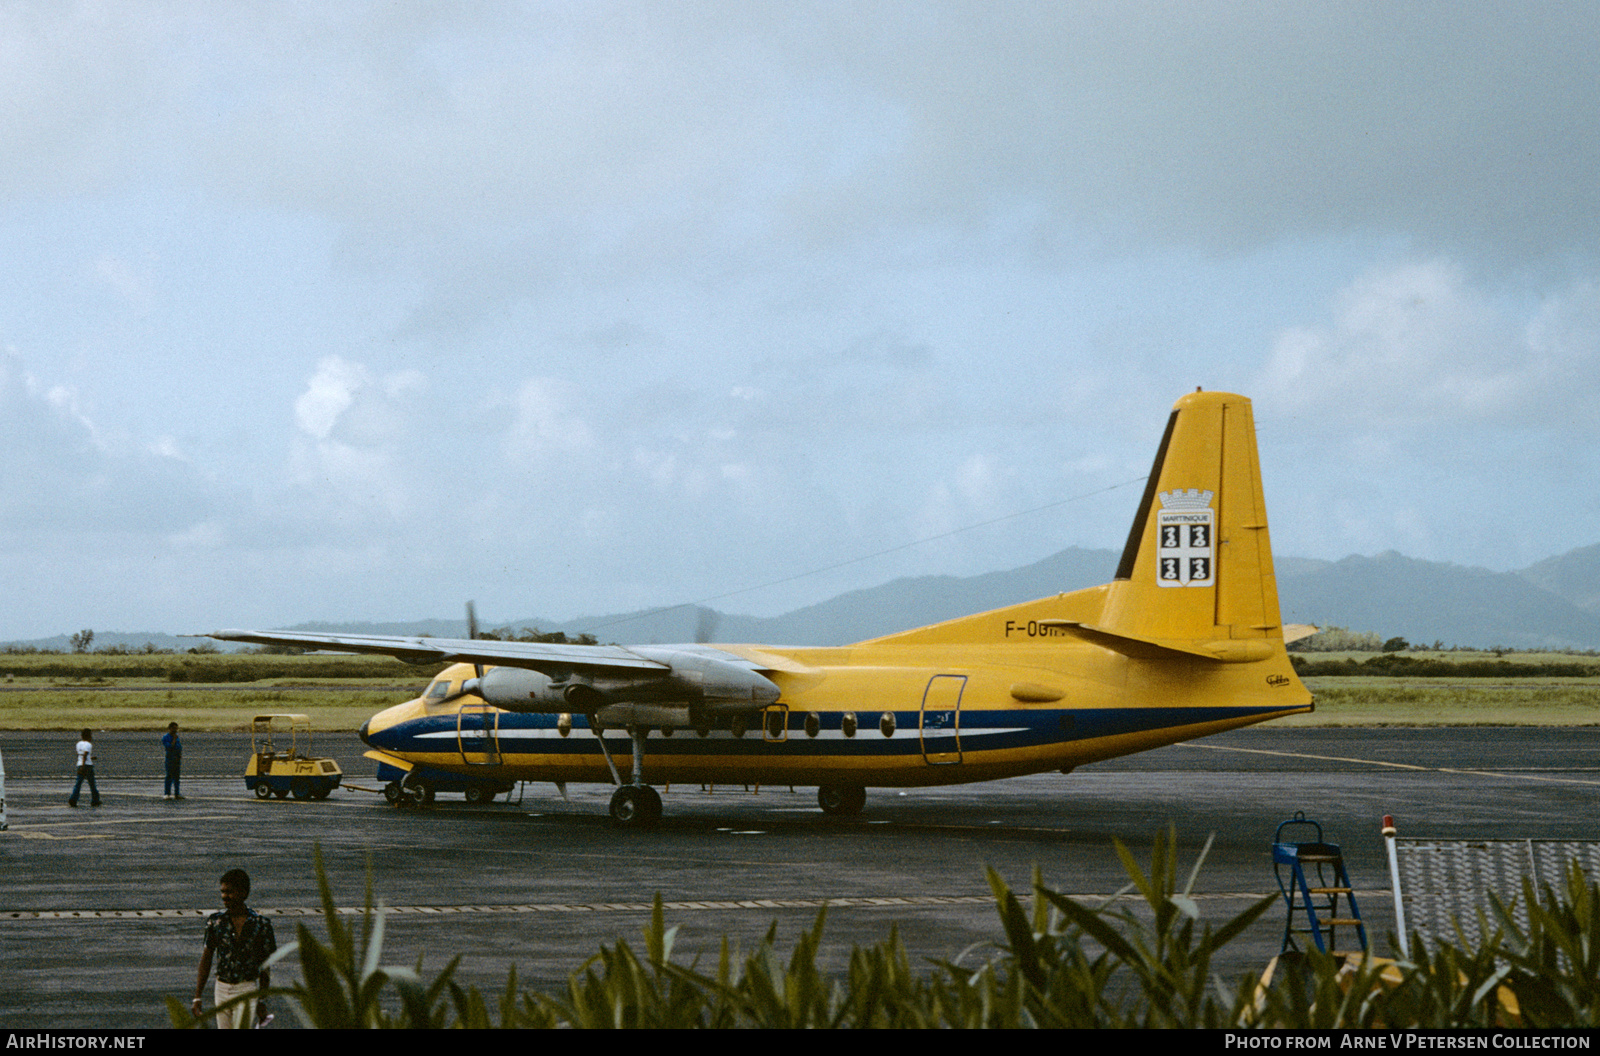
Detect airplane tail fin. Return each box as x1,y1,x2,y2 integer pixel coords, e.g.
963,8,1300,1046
861,390,1288,661
1088,389,1285,660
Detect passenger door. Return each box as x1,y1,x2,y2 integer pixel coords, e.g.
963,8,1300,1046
920,675,965,765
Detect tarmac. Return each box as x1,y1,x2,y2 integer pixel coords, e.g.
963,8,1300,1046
3,725,1599,1029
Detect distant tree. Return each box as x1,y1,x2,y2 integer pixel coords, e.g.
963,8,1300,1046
463,624,603,647
495,626,600,646
1381,636,1410,653
69,629,94,654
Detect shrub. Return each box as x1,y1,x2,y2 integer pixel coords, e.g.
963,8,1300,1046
171,833,1600,1029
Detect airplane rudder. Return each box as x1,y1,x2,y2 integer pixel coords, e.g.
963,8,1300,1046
1158,392,1279,639
1103,392,1279,642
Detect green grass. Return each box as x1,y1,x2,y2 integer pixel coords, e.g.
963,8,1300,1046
1278,677,1600,726
0,653,438,729
1299,649,1600,666
0,685,410,730
0,651,444,683
3,654,1599,730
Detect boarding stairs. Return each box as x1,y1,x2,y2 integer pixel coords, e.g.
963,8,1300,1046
1272,812,1369,955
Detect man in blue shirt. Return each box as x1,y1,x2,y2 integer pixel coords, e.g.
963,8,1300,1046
161,722,183,800
193,868,276,1028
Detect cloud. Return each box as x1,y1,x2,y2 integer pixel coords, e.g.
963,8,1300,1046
4,4,1598,634
0,349,217,533
294,357,363,440
502,377,593,459
1260,260,1600,435
9,4,1594,290
285,356,432,525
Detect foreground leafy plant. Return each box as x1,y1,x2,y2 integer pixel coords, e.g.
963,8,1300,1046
1497,860,1600,1026
169,834,1600,1028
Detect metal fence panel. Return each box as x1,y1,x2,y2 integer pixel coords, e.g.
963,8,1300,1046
1392,838,1599,950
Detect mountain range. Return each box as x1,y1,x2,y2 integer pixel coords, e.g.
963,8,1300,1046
15,543,1600,653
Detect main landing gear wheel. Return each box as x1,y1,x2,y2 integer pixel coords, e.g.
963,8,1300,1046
399,774,435,807
254,784,272,800
609,784,663,828
817,784,867,816
464,786,496,805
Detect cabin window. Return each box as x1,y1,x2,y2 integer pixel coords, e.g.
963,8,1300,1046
425,679,451,700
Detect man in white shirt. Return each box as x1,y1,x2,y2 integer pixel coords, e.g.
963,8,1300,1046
69,728,100,807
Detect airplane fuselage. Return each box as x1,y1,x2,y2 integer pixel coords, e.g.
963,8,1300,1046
360,629,1311,791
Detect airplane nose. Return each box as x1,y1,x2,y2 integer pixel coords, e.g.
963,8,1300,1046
358,719,371,745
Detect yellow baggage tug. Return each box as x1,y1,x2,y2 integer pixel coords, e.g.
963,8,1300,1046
244,713,343,800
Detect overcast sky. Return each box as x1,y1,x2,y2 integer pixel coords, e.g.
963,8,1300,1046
3,2,1598,640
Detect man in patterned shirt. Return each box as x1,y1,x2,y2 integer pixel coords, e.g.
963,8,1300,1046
192,868,277,1028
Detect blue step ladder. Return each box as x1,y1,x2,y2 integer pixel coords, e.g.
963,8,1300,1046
1273,812,1368,955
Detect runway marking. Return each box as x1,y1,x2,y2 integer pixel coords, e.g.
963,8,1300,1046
1178,742,1600,787
4,814,236,830
5,813,239,839
4,890,1320,921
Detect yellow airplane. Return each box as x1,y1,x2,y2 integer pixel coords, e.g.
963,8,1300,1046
208,390,1313,827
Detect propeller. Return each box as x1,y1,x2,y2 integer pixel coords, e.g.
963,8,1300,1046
695,606,720,644
466,601,485,680
434,600,486,705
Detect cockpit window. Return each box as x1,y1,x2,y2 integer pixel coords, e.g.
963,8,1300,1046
425,679,452,700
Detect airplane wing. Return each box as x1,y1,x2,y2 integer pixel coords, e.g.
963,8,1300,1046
201,628,781,710
203,628,668,674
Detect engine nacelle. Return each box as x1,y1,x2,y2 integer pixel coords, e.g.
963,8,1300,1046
477,667,563,711
631,648,781,711
473,649,779,714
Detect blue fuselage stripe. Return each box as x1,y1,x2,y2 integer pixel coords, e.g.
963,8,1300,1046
371,705,1288,759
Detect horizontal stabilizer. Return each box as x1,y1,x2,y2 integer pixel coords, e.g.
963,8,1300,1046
1283,624,1319,644
1041,620,1277,663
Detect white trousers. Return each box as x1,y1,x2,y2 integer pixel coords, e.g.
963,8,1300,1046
213,978,262,1029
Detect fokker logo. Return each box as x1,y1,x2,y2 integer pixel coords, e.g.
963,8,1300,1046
1155,489,1214,588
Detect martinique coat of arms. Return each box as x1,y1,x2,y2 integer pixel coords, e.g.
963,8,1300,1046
1155,489,1214,588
